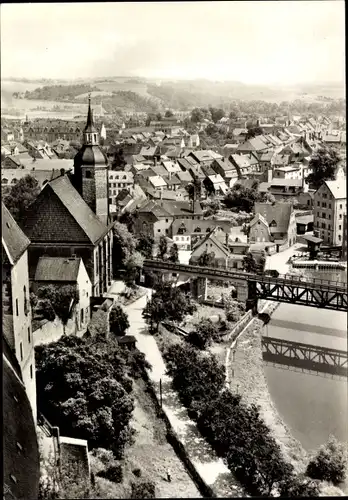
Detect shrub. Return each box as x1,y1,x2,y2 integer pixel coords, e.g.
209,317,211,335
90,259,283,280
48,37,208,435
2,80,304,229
97,464,123,483
131,480,156,499
109,305,130,336
187,318,220,349
306,435,347,485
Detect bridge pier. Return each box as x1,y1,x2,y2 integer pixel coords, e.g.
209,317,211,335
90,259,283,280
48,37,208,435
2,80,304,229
246,281,258,315
190,277,208,303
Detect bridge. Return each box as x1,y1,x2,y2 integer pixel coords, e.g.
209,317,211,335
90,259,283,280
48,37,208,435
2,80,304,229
143,259,347,312
262,336,348,377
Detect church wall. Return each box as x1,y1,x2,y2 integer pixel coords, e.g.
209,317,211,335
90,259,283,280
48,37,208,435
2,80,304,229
95,168,109,225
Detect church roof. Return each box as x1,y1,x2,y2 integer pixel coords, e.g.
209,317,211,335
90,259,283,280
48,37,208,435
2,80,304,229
21,175,109,245
74,145,108,166
2,203,30,265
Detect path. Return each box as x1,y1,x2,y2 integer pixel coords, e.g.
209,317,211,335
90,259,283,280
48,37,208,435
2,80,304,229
124,290,244,498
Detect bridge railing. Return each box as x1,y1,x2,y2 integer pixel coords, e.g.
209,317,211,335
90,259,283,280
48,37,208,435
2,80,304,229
143,259,347,291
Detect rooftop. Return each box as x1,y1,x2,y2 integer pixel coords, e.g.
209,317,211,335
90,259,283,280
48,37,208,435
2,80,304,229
34,256,82,282
2,203,31,265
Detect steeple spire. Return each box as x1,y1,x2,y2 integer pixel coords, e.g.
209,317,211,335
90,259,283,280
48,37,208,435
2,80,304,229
83,94,98,145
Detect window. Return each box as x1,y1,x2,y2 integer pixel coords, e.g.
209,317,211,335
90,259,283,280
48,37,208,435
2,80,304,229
329,203,331,209
30,364,33,379
86,307,89,320
23,286,28,315
322,202,326,208
339,225,342,230
340,204,343,209
322,222,326,228
339,235,342,241
81,309,84,324
322,213,326,219
328,214,331,219
16,299,19,316
328,224,331,230
2,178,8,184
86,171,92,179
165,219,169,223
28,327,31,343
20,342,23,361
317,201,320,206
339,213,342,219
158,229,161,233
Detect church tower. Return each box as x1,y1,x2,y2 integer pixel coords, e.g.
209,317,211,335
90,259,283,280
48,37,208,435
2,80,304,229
73,95,109,225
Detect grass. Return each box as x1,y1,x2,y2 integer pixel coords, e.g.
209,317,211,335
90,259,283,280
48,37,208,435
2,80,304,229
90,377,201,499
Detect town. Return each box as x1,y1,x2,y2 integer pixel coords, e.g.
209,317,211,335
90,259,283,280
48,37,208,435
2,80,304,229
2,2,347,500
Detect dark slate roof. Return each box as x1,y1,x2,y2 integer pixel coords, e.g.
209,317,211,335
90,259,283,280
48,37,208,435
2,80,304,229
254,202,293,233
2,204,30,265
74,145,107,166
3,349,40,500
34,256,81,282
21,176,108,245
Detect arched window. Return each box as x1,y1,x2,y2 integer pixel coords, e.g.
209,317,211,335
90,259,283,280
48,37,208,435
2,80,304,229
2,178,8,184
194,227,201,233
11,178,17,184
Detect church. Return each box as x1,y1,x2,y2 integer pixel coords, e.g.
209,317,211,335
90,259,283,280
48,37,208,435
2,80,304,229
20,96,113,296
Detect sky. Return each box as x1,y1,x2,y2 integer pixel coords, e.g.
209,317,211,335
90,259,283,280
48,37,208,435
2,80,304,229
1,1,345,85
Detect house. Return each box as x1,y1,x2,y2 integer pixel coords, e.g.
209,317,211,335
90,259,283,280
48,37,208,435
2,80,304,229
203,174,229,196
295,214,314,235
175,169,193,185
231,128,248,143
3,336,40,500
249,202,297,251
20,175,113,297
148,175,167,191
161,160,182,175
1,127,15,142
297,190,315,209
2,203,37,422
229,154,252,178
134,199,203,239
164,174,182,191
211,157,235,178
33,256,92,332
313,180,347,246
259,178,306,199
185,133,200,148
108,171,134,204
189,228,245,270
273,165,302,180
188,150,214,167
1,168,65,192
236,136,269,154
171,218,232,250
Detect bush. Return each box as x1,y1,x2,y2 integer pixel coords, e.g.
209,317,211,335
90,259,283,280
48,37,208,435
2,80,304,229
97,464,123,483
306,435,347,485
131,480,156,499
109,305,130,336
187,318,220,349
132,468,142,477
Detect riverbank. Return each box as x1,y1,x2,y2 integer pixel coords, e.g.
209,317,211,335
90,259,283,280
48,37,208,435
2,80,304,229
228,303,309,474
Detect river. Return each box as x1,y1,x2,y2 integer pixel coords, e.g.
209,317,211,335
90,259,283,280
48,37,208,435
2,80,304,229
263,268,347,453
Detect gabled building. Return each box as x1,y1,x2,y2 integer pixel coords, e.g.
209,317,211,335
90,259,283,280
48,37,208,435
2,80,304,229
33,256,92,333
2,203,37,422
313,180,347,246
203,174,229,196
171,218,232,251
249,202,297,251
20,175,113,297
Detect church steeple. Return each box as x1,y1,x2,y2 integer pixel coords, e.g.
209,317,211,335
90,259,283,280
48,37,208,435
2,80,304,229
84,94,99,145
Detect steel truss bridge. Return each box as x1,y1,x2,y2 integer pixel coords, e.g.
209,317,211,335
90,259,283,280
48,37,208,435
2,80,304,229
143,259,347,311
262,336,348,377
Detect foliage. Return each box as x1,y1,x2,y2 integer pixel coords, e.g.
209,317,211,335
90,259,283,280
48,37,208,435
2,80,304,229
306,147,340,190
142,281,196,331
164,343,225,410
119,211,137,233
246,126,264,140
186,178,202,201
35,335,138,458
306,435,347,485
224,298,245,323
131,480,156,499
37,285,79,325
188,318,220,349
22,84,101,101
111,147,126,169
97,464,123,483
87,309,109,338
197,250,215,267
202,198,221,216
279,474,320,497
223,182,263,213
209,107,225,123
3,174,40,223
136,232,154,258
164,109,174,117
109,305,129,336
157,235,168,259
242,252,265,274
190,107,212,123
36,298,56,322
124,251,144,288
168,243,179,263
112,222,137,274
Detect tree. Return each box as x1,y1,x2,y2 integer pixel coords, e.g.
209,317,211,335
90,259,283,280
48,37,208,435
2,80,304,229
37,285,79,325
168,243,179,263
111,147,126,170
136,232,154,259
203,177,215,197
223,183,262,213
186,178,202,201
203,198,221,216
242,252,258,273
188,318,220,349
3,174,40,223
142,281,196,331
279,475,320,497
112,222,137,275
35,335,136,458
306,435,347,485
124,251,144,288
164,110,174,118
306,147,340,190
224,298,245,323
157,235,168,260
246,126,264,140
109,305,130,336
119,211,137,233
131,481,156,499
190,107,211,123
197,250,215,267
209,107,225,123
